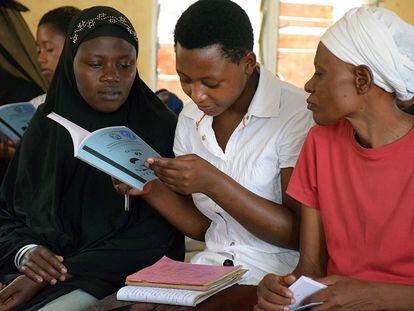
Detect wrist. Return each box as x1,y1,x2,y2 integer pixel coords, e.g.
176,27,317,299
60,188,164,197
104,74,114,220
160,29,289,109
203,167,224,197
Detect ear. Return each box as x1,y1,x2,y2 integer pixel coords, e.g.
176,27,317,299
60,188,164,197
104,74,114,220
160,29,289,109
354,65,373,95
242,52,257,75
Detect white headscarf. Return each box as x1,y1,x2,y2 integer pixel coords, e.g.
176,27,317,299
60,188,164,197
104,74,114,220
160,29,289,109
321,7,414,100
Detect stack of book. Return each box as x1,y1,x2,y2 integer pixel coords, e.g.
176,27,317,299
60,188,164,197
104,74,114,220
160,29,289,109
117,256,247,306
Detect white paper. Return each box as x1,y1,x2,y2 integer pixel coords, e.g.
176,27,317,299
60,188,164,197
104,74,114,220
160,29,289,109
289,276,326,310
116,278,239,307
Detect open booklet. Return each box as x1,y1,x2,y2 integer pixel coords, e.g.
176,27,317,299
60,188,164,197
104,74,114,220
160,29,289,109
289,275,327,310
0,102,36,140
47,112,159,190
117,256,247,306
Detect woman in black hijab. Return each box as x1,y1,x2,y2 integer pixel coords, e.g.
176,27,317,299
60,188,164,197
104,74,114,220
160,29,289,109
0,6,183,310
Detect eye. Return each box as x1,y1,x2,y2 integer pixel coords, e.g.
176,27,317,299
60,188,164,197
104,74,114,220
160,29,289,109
119,63,133,69
88,62,101,69
46,48,54,53
179,78,190,85
203,82,219,89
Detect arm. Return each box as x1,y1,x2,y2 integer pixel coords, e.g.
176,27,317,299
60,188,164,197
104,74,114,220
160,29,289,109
293,205,328,277
204,165,300,249
310,276,414,311
140,180,211,241
255,204,327,310
147,155,301,249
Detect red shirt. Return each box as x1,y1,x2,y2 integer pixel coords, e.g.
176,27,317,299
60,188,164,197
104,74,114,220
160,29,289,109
287,120,414,285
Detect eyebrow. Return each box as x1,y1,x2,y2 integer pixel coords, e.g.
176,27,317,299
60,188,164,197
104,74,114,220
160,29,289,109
176,70,218,81
84,53,134,58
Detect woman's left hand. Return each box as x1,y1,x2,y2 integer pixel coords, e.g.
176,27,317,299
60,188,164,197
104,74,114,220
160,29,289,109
147,154,220,195
0,275,45,311
309,275,378,310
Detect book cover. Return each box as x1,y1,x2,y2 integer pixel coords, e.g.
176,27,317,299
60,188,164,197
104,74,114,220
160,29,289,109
0,102,36,140
47,112,159,190
125,256,245,291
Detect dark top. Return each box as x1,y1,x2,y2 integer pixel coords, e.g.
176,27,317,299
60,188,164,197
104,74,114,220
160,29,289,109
0,6,183,310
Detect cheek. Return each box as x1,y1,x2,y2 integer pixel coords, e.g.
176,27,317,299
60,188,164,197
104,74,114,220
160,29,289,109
75,71,95,102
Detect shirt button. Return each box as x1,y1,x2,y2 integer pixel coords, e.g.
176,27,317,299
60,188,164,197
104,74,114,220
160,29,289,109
246,115,250,120
201,135,206,141
230,241,235,246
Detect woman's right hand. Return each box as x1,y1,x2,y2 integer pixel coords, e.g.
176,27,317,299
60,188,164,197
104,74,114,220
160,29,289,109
254,273,297,311
19,245,68,285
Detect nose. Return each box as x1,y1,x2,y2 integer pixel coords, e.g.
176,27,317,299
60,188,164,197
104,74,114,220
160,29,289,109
189,83,207,103
37,48,47,65
101,64,120,83
304,75,315,94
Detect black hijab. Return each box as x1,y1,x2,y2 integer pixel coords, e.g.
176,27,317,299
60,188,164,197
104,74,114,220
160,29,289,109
0,6,183,308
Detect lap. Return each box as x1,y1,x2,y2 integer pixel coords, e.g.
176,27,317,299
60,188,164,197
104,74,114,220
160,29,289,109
38,289,98,311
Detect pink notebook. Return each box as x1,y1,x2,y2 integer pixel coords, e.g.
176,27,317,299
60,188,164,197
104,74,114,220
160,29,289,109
125,256,244,290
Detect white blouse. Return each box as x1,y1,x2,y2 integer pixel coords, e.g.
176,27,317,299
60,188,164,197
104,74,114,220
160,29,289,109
174,65,314,285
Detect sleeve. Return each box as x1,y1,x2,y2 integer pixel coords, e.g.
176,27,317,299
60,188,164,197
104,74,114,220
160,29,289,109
0,146,45,274
173,113,190,157
286,127,320,209
277,109,314,169
62,207,183,285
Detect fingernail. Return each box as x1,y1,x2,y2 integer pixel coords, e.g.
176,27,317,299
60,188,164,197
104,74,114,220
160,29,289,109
37,277,43,282
61,268,67,273
147,158,154,164
60,275,66,281
283,307,289,311
51,279,57,285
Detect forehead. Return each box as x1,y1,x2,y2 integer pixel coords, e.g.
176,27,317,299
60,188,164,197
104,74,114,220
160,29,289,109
175,43,233,78
76,36,136,57
315,43,345,68
37,24,65,40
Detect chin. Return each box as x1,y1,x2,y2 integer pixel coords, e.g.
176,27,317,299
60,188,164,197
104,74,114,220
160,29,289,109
90,102,124,113
312,114,338,126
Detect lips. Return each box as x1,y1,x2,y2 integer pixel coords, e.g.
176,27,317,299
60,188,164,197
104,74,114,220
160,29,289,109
306,99,316,111
98,89,122,100
41,68,51,77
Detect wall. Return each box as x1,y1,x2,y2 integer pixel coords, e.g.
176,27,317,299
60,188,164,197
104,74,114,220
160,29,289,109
19,0,157,88
380,0,414,24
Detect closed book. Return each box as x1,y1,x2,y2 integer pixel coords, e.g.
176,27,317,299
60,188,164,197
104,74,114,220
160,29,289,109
125,256,246,291
118,256,247,306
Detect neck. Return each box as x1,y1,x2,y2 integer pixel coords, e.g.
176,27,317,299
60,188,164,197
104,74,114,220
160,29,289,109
347,97,414,148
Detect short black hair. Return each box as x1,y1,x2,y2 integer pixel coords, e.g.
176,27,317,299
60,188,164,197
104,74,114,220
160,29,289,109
38,6,81,36
174,0,253,63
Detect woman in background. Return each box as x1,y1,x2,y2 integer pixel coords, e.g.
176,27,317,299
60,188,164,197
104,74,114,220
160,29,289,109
30,6,80,108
